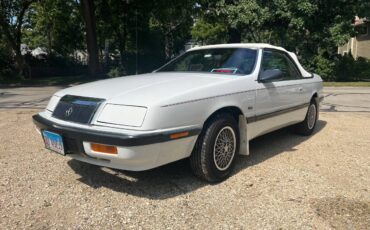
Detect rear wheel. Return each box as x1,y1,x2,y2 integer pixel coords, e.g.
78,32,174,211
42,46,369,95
295,99,318,136
190,114,239,182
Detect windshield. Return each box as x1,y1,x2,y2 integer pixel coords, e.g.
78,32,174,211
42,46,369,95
157,48,257,75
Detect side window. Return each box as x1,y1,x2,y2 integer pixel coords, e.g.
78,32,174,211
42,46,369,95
261,50,302,80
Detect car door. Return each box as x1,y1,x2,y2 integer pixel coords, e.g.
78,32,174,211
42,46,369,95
255,49,303,118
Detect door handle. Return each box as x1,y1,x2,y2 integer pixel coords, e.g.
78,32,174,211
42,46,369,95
298,87,303,92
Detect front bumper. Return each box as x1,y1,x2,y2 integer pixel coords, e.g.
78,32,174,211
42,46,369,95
33,114,200,171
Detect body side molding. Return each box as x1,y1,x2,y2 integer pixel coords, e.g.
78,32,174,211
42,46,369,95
247,103,310,123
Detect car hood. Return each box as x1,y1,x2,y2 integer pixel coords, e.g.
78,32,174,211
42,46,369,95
55,72,234,106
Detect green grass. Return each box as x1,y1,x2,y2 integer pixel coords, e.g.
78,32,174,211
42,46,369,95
0,75,95,86
323,82,370,87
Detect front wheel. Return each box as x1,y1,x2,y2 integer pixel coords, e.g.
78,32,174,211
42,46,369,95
190,114,240,182
295,99,318,136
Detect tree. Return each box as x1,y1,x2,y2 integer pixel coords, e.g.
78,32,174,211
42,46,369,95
0,0,36,77
94,0,194,73
80,0,101,77
191,0,266,43
191,18,227,44
23,0,84,56
192,0,367,80
95,0,130,72
150,0,194,59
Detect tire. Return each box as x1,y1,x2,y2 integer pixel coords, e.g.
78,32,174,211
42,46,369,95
190,114,240,182
295,99,318,136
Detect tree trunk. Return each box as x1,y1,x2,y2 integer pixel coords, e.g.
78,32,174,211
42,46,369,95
80,0,100,78
118,40,126,73
47,24,52,53
164,32,174,60
115,24,127,73
14,49,26,76
0,0,33,78
0,26,30,78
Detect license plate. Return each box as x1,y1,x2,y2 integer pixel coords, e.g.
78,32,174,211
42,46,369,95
42,131,65,155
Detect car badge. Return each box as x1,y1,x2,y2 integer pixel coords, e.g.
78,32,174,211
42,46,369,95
65,107,73,117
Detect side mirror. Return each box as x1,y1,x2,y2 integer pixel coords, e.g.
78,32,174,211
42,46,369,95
259,69,283,82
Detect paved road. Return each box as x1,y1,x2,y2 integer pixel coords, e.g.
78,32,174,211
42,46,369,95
1,85,370,112
0,86,62,109
322,87,370,112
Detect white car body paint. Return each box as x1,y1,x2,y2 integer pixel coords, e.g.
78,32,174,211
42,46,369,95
34,43,323,171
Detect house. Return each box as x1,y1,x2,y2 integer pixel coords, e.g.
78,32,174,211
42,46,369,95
31,47,48,58
338,16,370,59
184,40,200,51
73,50,88,65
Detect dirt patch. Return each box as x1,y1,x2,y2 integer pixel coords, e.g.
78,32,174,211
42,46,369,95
311,197,370,229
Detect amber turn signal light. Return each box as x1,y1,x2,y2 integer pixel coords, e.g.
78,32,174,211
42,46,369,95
170,131,189,139
91,143,118,154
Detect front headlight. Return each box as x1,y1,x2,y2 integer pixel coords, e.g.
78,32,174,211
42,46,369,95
46,95,60,112
97,104,147,127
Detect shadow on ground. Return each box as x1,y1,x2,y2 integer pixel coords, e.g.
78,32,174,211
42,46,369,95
68,120,327,200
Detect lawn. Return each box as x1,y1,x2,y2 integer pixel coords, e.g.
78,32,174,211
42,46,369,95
0,75,95,87
323,82,370,87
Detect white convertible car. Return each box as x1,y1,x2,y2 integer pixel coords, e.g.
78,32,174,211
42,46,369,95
33,43,323,182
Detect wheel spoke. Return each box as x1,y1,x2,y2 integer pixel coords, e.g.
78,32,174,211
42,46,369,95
307,104,317,129
213,126,236,171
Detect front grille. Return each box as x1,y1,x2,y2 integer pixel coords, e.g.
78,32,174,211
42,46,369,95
52,95,104,124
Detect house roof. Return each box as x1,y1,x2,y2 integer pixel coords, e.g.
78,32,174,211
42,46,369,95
354,16,369,26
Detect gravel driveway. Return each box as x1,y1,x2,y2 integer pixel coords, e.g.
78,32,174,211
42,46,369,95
0,87,369,229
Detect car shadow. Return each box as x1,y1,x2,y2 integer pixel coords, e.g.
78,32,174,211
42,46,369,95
68,120,327,200
236,120,327,171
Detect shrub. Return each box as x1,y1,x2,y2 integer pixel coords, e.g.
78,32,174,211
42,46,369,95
107,67,126,78
0,42,18,82
24,53,87,78
313,55,336,82
334,54,370,82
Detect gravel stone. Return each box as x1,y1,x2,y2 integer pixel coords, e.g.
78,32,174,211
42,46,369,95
0,109,369,229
